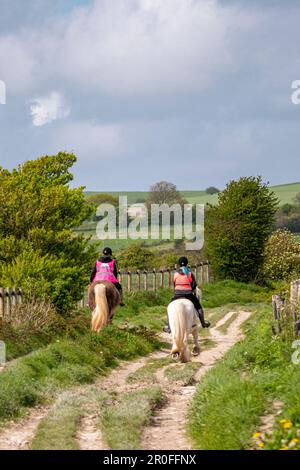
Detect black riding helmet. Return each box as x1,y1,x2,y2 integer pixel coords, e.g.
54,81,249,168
178,256,188,266
103,247,113,256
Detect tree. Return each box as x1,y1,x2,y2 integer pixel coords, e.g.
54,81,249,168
146,181,185,207
205,186,220,195
0,152,97,312
205,176,278,282
145,181,186,228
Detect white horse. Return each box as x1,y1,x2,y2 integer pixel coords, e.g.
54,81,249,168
167,288,201,363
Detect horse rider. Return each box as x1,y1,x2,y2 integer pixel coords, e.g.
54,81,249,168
163,256,210,333
90,247,124,306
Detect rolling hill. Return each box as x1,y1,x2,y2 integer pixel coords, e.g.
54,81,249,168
85,182,300,207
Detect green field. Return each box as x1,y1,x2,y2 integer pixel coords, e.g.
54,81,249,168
81,183,300,250
85,182,300,207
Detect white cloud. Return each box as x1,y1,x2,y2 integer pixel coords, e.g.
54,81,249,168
54,0,244,94
30,92,70,126
0,0,259,97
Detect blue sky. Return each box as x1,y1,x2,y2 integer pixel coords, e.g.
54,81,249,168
0,0,299,191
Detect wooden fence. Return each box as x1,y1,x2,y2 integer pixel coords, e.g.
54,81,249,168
0,263,211,313
272,279,300,337
78,262,211,308
0,287,23,320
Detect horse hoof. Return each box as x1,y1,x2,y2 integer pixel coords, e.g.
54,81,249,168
192,348,200,356
172,352,179,361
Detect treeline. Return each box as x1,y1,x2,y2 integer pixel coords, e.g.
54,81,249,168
275,194,300,233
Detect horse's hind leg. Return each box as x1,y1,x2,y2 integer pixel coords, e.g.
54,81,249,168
171,337,180,361
181,344,189,363
180,336,190,363
192,326,200,356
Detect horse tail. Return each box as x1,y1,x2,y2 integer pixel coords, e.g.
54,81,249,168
169,301,189,360
91,284,109,332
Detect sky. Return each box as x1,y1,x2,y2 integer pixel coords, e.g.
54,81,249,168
0,0,299,191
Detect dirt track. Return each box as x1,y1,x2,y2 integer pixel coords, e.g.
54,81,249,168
0,310,251,450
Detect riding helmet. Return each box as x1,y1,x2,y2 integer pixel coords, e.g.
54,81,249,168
103,247,113,256
178,256,188,266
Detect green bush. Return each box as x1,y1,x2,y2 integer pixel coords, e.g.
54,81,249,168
205,176,278,282
0,153,97,312
117,242,154,269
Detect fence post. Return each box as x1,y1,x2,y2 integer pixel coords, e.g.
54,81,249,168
195,265,199,284
272,294,283,334
127,272,132,292
199,262,204,285
290,280,300,337
5,288,11,320
167,268,172,288
205,261,210,283
137,270,141,291
153,269,157,291
160,270,164,289
144,270,148,291
11,286,17,307
17,288,23,305
0,288,3,318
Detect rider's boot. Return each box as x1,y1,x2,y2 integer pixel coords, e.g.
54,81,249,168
197,307,211,328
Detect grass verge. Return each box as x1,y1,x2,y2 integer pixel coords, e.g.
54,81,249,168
188,303,300,450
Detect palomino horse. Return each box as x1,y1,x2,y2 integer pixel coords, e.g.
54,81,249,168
88,281,121,332
167,288,201,363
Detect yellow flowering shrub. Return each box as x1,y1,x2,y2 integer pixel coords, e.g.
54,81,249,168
262,229,300,281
